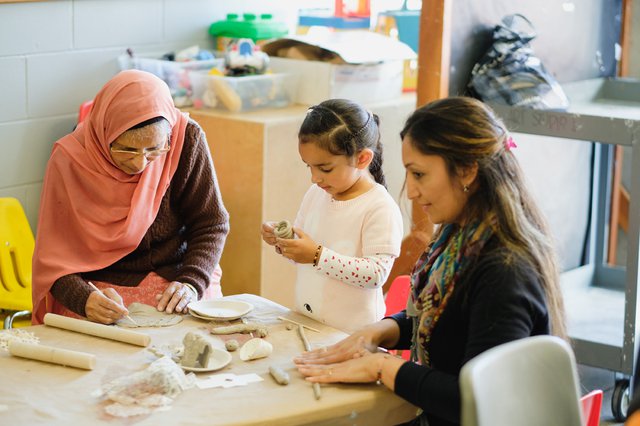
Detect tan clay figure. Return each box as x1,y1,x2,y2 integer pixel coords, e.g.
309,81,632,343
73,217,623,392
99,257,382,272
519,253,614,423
181,332,212,368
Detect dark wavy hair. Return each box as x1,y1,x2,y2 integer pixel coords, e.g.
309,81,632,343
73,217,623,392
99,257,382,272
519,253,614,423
401,96,566,339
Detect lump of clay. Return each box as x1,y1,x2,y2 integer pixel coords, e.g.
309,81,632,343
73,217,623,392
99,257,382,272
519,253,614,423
225,339,239,352
181,332,212,368
274,220,294,239
239,338,273,361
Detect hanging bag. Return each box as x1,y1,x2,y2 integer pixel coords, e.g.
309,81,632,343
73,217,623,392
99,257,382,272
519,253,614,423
467,14,569,110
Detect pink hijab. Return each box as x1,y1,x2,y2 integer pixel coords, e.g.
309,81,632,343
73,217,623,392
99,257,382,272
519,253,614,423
32,70,188,324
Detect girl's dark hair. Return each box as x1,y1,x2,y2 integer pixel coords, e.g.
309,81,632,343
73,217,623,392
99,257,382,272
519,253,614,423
400,96,566,340
298,99,386,188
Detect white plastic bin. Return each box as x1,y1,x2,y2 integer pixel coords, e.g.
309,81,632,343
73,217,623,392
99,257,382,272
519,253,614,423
117,55,223,107
190,71,296,112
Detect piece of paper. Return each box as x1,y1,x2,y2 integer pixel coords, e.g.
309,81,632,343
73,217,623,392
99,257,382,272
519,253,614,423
195,373,263,389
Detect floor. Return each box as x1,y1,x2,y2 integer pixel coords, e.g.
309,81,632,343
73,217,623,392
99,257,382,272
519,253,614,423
578,224,630,426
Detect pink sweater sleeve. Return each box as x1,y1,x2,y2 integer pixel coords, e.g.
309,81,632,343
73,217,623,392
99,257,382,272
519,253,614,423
315,247,395,289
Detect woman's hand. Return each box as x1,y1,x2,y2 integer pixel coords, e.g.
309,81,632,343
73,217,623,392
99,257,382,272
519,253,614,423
85,287,129,324
156,281,196,314
295,330,379,366
297,352,384,384
295,319,401,365
276,227,318,264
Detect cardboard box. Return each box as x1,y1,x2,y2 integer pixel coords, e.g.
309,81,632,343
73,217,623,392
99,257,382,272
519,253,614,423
262,32,415,105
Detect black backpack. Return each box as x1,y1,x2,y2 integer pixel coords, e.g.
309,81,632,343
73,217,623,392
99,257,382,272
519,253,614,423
467,14,569,110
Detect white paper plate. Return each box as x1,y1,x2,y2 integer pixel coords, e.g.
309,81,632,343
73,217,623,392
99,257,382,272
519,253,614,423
188,300,254,320
180,347,232,373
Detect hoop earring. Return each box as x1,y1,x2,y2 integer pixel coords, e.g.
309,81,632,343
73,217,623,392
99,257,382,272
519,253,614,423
463,185,469,193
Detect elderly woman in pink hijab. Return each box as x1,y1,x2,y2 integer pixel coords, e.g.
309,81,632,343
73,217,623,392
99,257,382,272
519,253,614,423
31,70,229,325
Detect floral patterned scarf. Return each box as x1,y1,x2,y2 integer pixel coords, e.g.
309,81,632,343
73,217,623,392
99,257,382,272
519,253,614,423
407,219,494,366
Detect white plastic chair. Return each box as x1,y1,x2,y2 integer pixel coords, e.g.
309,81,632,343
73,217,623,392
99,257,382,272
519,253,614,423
459,335,584,426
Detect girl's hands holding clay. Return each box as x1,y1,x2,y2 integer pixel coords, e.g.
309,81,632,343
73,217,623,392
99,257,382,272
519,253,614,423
276,227,319,264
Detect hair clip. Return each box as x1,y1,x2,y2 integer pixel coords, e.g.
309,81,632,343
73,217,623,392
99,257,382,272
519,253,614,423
505,136,517,151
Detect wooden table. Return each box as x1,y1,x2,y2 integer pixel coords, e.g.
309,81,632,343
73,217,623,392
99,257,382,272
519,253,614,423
0,294,417,425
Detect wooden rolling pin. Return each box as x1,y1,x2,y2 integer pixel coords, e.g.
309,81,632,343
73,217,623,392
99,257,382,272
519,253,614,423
43,313,150,347
9,341,96,370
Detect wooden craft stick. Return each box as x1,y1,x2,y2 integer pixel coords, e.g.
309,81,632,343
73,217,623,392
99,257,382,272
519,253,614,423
278,316,320,333
298,324,322,400
44,313,151,347
9,341,96,370
87,281,139,325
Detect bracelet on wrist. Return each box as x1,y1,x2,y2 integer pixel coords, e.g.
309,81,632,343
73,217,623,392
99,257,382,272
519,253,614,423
183,283,199,300
376,354,392,385
312,245,323,267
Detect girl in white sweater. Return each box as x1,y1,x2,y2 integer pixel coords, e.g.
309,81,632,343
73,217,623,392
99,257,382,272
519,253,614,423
261,99,403,333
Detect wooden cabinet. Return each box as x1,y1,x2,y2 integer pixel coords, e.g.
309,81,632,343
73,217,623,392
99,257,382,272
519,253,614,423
187,95,415,308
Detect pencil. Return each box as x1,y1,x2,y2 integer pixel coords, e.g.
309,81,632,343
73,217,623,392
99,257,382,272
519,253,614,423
87,281,138,325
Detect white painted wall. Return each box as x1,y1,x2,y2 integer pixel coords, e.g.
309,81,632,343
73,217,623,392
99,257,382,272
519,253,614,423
0,0,304,232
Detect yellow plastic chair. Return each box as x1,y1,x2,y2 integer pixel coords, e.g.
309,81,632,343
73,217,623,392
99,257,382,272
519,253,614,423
0,197,34,328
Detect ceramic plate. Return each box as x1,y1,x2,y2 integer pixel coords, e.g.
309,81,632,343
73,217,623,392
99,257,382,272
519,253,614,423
188,299,254,320
188,309,223,322
180,347,232,373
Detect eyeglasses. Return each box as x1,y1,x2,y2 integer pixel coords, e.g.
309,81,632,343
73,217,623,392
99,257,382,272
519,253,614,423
110,144,170,160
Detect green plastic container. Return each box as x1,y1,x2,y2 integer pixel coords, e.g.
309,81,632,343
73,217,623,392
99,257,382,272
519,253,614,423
209,13,288,42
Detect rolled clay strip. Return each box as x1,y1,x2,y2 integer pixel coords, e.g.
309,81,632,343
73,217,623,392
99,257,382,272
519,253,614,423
210,323,262,335
298,325,322,400
269,365,290,385
274,220,294,239
44,313,151,347
9,341,96,370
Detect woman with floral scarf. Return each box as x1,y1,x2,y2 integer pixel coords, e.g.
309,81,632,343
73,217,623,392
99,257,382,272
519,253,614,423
295,97,566,426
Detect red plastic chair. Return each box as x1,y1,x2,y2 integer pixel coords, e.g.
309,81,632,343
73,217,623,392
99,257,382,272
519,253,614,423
385,274,411,360
77,99,94,124
580,389,602,426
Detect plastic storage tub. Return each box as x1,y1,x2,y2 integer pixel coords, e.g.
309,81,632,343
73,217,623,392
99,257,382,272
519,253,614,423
117,55,223,106
190,71,296,112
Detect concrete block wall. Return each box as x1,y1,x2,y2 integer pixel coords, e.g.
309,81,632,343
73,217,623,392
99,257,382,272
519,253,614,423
0,0,301,232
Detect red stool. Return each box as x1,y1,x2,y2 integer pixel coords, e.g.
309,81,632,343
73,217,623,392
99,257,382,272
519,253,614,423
385,275,411,360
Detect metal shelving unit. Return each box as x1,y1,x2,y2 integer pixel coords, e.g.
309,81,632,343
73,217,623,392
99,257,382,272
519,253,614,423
491,78,640,421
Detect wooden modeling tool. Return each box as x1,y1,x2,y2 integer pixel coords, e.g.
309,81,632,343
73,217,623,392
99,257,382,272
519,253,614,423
44,313,150,347
8,341,96,370
278,316,320,333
